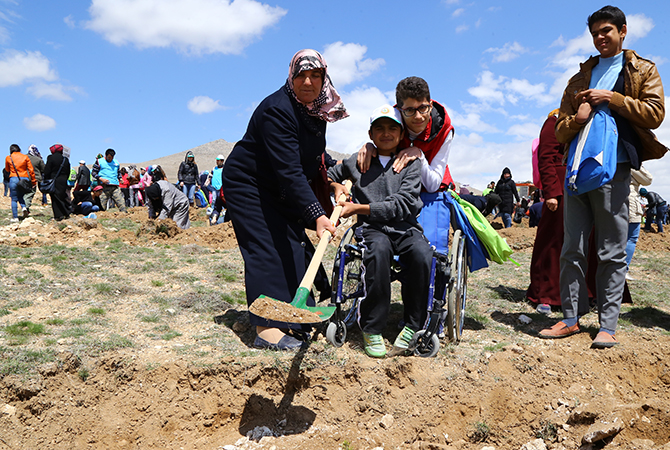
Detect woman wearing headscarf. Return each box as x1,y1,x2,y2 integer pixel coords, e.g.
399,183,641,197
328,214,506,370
222,49,348,351
43,144,71,221
25,145,47,210
4,144,35,222
144,180,190,229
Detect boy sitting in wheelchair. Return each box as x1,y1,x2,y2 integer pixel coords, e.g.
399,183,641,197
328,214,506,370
328,105,433,358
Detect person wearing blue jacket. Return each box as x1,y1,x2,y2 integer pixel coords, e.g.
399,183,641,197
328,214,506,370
91,148,127,212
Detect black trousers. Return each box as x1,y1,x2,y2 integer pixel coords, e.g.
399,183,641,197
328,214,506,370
355,226,433,335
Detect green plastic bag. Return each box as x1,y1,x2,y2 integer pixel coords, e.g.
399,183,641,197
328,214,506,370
449,191,518,265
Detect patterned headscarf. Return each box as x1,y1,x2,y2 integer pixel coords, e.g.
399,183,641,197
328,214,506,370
285,49,348,123
28,145,41,158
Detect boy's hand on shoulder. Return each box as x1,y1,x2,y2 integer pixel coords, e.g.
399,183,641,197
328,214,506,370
357,142,377,173
392,147,422,173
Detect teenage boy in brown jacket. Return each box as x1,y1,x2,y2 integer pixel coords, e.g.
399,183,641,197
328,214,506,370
540,6,666,348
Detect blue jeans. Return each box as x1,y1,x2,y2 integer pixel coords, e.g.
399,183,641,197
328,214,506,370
206,185,221,204
626,222,640,267
9,177,28,218
182,183,196,204
79,202,100,216
502,213,512,228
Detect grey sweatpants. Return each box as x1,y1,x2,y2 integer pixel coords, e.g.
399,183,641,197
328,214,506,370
559,163,631,331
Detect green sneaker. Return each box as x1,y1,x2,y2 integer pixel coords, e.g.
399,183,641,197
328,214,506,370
363,333,387,358
389,326,416,356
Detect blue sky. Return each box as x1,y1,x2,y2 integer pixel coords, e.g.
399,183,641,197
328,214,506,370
3,0,670,198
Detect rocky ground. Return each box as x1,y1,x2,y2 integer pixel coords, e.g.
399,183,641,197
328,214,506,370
0,194,669,450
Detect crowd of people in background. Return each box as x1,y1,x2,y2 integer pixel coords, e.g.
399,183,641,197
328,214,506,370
3,145,228,230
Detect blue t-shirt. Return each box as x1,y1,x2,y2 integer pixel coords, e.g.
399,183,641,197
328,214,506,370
211,166,223,190
97,157,120,185
589,52,627,162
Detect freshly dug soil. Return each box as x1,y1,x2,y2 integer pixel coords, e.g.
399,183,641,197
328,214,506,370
249,296,324,324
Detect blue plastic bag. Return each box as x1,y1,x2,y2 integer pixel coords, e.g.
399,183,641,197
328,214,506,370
565,110,618,195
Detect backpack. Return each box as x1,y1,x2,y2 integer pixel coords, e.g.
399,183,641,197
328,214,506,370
565,110,618,195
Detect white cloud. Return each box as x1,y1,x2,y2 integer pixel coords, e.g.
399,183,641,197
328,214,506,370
645,55,668,66
625,14,654,45
24,114,56,132
449,137,533,189
0,50,57,87
85,0,287,55
452,8,464,18
467,71,505,104
467,71,554,108
64,15,76,29
449,109,500,134
322,42,384,88
0,25,8,45
485,41,528,63
643,97,670,201
26,82,83,101
455,24,468,33
188,96,224,114
506,122,541,140
326,86,394,155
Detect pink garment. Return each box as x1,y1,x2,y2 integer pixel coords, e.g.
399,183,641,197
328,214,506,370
139,172,152,189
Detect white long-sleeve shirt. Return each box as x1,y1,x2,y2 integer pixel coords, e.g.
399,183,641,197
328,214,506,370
410,129,454,193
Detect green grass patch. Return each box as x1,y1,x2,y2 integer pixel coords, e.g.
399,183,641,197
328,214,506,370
88,307,106,316
5,321,45,337
93,283,113,294
0,349,56,375
5,299,32,310
151,280,165,287
86,334,134,355
0,308,10,317
140,314,161,323
61,327,91,338
45,318,65,325
177,274,199,284
4,321,46,345
221,290,247,306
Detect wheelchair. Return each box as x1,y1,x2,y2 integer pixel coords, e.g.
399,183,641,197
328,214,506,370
326,226,468,357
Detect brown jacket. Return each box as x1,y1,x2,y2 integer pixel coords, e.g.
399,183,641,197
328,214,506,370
556,49,667,163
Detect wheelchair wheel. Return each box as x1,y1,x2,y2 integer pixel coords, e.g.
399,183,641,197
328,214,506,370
325,321,347,347
412,330,440,358
327,227,363,347
447,229,468,343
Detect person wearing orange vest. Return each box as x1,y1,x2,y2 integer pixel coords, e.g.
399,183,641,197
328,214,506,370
5,144,36,222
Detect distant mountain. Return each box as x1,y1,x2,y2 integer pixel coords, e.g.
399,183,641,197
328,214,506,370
127,139,351,180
